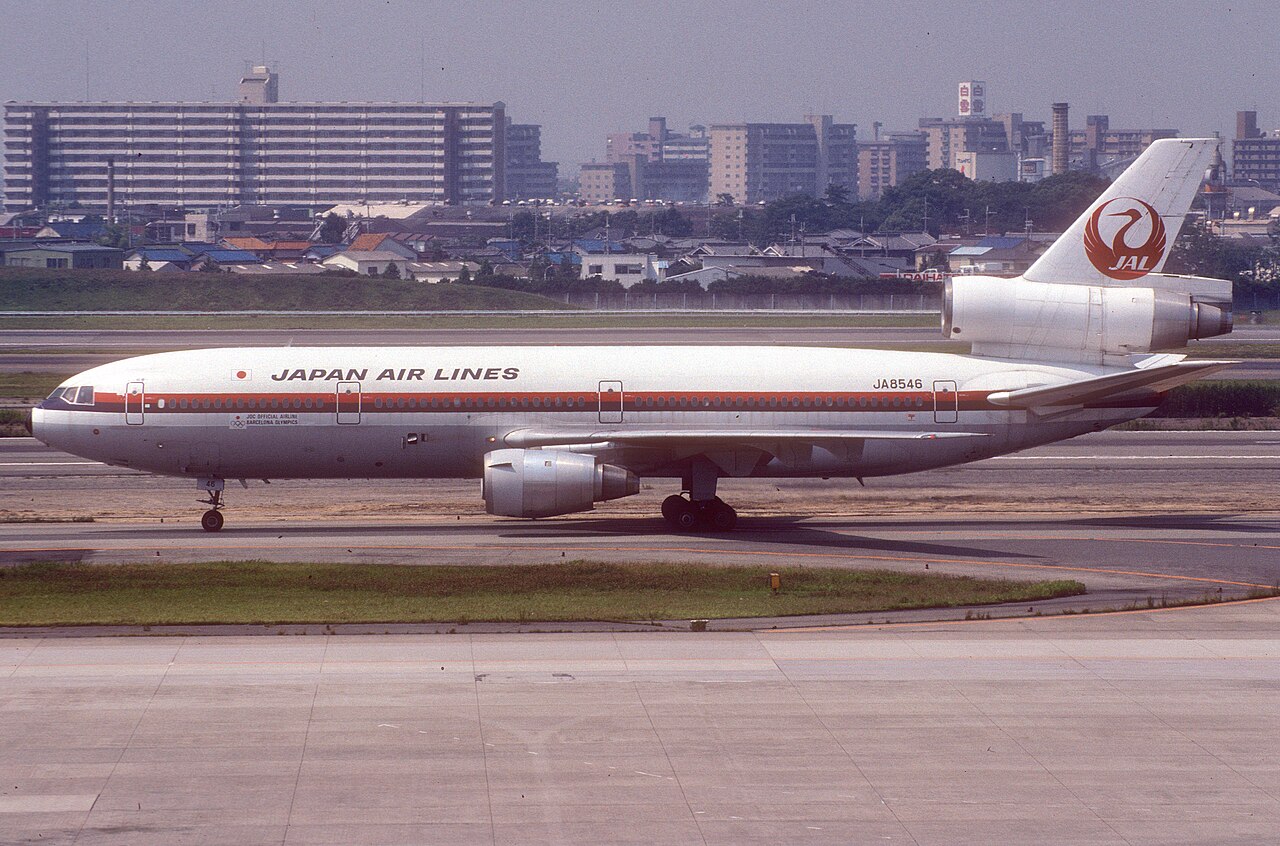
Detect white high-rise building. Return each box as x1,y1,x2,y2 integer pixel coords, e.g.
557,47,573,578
3,68,506,211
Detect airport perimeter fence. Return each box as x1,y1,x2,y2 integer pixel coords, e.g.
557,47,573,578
558,292,942,312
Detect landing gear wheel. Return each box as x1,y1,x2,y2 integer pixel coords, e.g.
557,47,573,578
200,509,224,532
664,499,700,532
707,500,737,532
661,494,686,522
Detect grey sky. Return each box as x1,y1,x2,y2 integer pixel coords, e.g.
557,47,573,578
1,0,1275,171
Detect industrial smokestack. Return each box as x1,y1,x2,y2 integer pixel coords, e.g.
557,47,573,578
106,156,115,223
1051,103,1069,175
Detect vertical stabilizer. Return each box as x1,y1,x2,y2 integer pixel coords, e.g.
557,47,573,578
1022,138,1217,286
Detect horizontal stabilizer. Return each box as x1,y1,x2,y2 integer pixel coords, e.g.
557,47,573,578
504,429,989,449
986,359,1233,409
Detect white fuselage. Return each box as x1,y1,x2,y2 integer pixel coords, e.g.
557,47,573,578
31,345,1153,482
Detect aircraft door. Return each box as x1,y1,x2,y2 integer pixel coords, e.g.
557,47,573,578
336,381,361,424
125,381,145,425
933,380,958,424
598,381,623,424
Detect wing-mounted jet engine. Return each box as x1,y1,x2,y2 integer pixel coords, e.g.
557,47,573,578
483,448,639,518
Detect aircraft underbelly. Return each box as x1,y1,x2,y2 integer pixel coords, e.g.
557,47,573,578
95,409,1124,480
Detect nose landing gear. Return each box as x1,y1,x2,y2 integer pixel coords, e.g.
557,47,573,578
198,478,225,532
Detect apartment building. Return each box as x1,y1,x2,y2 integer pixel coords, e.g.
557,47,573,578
1233,111,1280,190
856,128,927,199
598,117,709,201
1068,115,1178,169
709,115,856,204
918,116,1009,171
505,121,558,200
3,68,507,211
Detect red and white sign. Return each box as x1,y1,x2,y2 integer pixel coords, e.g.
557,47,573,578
958,81,987,117
879,270,949,282
1083,196,1167,280
233,369,252,381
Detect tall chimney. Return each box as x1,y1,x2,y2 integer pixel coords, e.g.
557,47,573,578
1051,102,1069,175
106,156,115,223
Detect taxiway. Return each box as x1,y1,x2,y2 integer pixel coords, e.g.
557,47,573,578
3,432,1278,614
3,602,1280,844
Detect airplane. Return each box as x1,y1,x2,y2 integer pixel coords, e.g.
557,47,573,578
30,138,1234,533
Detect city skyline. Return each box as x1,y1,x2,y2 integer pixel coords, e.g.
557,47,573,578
0,0,1276,171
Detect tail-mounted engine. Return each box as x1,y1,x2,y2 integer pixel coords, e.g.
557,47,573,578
943,276,1232,362
483,448,639,518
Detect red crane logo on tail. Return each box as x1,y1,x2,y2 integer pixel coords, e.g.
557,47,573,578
1083,196,1167,280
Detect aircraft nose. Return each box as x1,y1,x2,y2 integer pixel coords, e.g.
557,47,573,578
28,406,47,445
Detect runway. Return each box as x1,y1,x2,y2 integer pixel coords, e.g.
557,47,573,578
4,432,1278,616
4,324,1275,379
3,602,1280,844
3,324,1280,349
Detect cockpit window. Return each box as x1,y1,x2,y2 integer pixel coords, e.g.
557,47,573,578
75,386,94,405
47,386,71,402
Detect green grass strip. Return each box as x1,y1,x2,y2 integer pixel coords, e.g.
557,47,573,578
0,560,1085,626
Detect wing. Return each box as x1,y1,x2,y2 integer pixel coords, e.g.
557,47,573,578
987,358,1233,410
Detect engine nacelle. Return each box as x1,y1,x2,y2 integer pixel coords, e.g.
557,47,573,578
943,276,1232,360
483,448,639,518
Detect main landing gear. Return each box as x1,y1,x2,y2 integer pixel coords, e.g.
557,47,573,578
661,457,738,532
198,478,225,532
661,494,737,532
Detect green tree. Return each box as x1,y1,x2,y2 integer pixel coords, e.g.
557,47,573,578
652,207,693,236
478,259,495,277
457,265,472,284
382,262,400,279
96,223,131,249
824,183,852,208
317,213,347,244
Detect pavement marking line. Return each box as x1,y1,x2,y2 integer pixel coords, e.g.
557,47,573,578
825,530,1280,552
771,593,1280,632
990,455,1273,460
3,541,1275,591
0,462,105,467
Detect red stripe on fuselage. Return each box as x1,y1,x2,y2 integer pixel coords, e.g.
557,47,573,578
58,388,1161,416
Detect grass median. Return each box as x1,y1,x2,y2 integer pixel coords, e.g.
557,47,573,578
0,560,1086,626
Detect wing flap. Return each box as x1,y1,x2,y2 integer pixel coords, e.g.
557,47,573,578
987,360,1234,409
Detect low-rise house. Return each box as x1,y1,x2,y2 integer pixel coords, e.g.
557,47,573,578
33,221,109,241
579,253,666,286
192,248,263,269
222,262,329,275
346,232,417,259
320,251,472,277
946,235,1043,276
124,248,197,272
221,237,313,261
404,261,481,283
5,243,123,270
